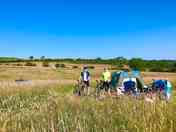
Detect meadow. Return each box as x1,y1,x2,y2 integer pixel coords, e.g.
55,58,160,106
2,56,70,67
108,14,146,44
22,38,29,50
0,62,175,132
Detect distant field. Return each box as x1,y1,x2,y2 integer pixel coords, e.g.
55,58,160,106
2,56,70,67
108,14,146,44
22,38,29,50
0,62,176,87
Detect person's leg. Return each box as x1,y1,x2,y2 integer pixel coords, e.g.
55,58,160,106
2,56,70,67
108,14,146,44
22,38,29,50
103,81,106,90
87,81,90,95
107,81,111,96
83,81,87,95
102,81,106,95
105,82,109,92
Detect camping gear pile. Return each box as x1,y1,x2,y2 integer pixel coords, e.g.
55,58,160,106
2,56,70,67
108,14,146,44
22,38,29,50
96,70,173,101
110,70,147,95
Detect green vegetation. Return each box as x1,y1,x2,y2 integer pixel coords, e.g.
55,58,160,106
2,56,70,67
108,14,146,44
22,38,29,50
0,57,19,63
129,58,176,72
25,62,37,67
0,85,175,132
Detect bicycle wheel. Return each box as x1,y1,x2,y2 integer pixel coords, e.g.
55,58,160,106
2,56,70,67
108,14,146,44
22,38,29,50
96,85,101,97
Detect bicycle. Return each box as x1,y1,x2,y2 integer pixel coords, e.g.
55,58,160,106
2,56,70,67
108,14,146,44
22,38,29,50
95,80,113,98
73,80,89,96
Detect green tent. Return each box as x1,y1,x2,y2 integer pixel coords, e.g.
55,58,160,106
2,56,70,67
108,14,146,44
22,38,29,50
110,70,146,92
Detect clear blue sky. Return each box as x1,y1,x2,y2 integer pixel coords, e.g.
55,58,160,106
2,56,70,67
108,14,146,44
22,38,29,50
0,0,176,59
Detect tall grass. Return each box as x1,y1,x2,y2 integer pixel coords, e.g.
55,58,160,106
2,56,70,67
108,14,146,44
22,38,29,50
0,85,175,132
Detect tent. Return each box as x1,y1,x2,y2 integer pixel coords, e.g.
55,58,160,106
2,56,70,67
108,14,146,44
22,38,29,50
111,70,147,92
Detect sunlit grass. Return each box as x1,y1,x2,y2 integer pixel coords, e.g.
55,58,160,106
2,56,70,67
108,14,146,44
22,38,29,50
0,85,175,132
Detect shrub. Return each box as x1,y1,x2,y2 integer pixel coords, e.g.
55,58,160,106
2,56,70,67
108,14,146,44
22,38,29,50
109,66,118,70
16,63,23,66
42,61,50,67
87,66,95,69
25,62,37,67
72,65,79,69
12,63,23,66
55,63,66,68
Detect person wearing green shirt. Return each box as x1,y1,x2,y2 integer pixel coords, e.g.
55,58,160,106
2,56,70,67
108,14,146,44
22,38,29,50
101,68,111,94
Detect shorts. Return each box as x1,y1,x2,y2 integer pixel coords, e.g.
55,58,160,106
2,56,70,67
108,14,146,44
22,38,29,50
103,81,110,91
83,81,90,87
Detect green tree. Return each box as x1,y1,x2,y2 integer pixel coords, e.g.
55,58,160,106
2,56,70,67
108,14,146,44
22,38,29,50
129,58,146,71
29,56,34,60
40,56,45,61
115,57,128,68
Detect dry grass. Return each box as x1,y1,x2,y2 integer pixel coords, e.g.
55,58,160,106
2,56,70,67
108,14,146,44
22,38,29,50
0,63,176,131
0,85,175,132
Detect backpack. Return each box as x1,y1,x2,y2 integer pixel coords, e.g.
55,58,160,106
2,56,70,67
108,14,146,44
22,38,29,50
124,80,136,92
153,80,166,91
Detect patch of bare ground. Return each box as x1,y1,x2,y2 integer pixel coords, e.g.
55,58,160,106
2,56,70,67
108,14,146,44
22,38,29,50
0,80,75,89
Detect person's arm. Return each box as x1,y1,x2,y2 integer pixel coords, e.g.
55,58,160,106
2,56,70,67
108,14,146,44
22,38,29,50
109,72,111,81
100,73,104,81
79,72,83,81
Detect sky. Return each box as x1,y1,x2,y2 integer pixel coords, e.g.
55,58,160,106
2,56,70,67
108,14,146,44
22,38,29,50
0,0,176,59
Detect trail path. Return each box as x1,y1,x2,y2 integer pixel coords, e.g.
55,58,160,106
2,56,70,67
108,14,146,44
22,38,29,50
0,79,75,88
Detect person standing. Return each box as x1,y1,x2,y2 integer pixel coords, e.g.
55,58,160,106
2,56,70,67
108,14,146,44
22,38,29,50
101,68,111,95
80,66,91,95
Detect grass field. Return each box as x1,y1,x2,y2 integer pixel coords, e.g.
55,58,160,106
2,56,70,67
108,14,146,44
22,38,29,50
0,63,175,132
